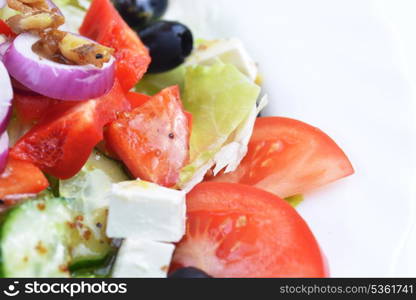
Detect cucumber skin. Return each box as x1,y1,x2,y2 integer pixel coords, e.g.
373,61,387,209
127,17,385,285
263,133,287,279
0,197,112,278
69,252,110,272
0,206,17,278
0,203,37,278
0,151,128,278
0,190,57,277
70,249,117,278
0,198,73,278
60,150,129,273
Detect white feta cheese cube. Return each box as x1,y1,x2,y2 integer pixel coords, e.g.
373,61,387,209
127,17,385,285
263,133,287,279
106,180,186,242
186,38,258,81
112,239,175,278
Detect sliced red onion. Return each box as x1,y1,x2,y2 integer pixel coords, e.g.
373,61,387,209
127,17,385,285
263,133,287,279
0,131,8,174
0,61,12,134
10,77,37,94
3,33,115,101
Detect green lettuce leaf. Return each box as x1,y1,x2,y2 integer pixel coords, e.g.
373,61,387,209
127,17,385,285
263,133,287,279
184,62,260,160
136,66,186,96
179,62,260,190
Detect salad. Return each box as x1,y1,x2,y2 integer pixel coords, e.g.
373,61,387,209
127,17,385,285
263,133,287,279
0,0,354,278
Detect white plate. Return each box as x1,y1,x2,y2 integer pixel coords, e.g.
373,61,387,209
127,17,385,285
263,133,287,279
167,0,416,277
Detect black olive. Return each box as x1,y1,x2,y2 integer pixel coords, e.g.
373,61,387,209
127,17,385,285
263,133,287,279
138,21,193,74
113,0,169,28
168,267,212,278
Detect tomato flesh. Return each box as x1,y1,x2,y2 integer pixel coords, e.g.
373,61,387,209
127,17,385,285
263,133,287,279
105,86,190,187
80,0,151,91
125,91,150,109
13,93,62,125
171,182,327,278
10,80,130,179
210,117,354,198
0,158,49,200
0,20,15,37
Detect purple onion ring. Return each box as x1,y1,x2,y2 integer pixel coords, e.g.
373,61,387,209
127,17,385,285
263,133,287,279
3,33,115,101
0,60,12,134
0,131,8,174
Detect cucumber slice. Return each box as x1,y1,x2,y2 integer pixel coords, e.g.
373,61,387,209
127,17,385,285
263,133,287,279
0,151,129,277
71,249,118,278
60,151,129,270
0,198,73,277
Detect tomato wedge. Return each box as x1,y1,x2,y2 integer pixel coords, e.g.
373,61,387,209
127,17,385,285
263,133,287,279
105,86,190,187
96,90,149,159
0,157,49,200
209,117,354,198
171,182,327,278
80,0,151,91
10,80,130,179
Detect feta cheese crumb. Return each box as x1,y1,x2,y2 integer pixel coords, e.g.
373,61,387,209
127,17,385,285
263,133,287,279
106,180,186,243
112,239,175,278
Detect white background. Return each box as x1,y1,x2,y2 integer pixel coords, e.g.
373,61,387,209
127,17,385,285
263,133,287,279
167,0,416,277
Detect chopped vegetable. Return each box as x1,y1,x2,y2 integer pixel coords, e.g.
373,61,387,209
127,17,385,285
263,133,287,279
3,33,116,101
0,19,15,36
136,65,185,96
125,91,150,109
80,0,151,91
10,80,130,179
105,86,190,187
178,62,260,190
60,150,128,270
210,117,355,198
171,183,328,278
0,61,12,134
0,197,73,277
0,157,49,200
12,93,59,125
0,132,8,173
0,0,356,280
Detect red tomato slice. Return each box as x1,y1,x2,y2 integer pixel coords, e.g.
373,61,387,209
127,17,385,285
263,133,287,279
0,20,15,37
13,93,62,125
209,117,354,198
0,157,49,200
171,182,327,278
105,86,190,187
125,91,150,109
80,0,151,91
10,80,130,179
